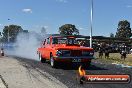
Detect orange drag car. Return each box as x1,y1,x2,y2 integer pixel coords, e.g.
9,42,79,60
37,35,94,68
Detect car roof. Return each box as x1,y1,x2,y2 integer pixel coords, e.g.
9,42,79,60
47,34,88,38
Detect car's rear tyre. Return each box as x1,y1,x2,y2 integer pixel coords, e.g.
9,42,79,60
50,54,57,68
39,53,46,63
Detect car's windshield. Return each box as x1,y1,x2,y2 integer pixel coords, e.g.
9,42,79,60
52,37,78,45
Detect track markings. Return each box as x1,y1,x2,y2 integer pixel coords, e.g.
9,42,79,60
0,75,8,88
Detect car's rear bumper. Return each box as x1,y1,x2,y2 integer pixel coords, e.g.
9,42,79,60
53,56,94,63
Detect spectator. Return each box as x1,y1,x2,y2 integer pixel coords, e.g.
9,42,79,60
0,48,4,56
105,48,109,58
98,47,103,58
120,50,126,60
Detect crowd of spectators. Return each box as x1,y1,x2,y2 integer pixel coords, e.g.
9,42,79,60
97,43,128,60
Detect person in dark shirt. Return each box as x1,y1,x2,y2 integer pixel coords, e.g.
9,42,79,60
99,47,103,58
105,48,109,58
120,50,126,60
0,48,4,56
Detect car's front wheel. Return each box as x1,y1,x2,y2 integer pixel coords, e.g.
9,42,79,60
50,54,57,68
39,53,46,63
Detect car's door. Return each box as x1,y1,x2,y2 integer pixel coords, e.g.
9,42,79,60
43,38,51,59
41,39,46,58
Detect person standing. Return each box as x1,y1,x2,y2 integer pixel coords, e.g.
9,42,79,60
120,50,126,60
105,48,109,58
99,47,103,58
0,48,4,56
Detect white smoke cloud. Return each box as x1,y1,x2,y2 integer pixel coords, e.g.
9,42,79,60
14,33,39,59
6,31,47,61
126,5,132,8
22,8,32,13
56,0,68,3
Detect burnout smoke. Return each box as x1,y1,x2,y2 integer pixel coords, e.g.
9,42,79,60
7,31,46,61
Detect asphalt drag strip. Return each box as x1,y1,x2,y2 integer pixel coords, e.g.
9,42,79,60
13,56,132,88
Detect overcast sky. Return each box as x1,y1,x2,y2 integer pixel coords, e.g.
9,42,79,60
0,0,132,36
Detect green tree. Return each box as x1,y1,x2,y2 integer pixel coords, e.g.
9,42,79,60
59,24,79,35
110,33,114,38
115,20,132,38
2,25,23,42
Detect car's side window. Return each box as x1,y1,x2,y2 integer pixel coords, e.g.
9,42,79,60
43,39,46,45
47,38,50,44
52,38,58,44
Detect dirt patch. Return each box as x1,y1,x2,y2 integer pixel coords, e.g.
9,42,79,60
0,75,8,88
0,56,67,88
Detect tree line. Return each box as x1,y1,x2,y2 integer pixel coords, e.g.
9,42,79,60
59,20,132,38
0,20,131,43
110,20,132,38
0,25,28,43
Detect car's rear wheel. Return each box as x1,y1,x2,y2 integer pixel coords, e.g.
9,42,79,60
50,54,57,68
39,53,46,63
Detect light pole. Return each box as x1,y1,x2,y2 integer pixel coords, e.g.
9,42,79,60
90,0,93,48
8,28,9,43
7,19,10,43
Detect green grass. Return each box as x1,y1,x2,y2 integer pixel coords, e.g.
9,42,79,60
94,52,132,66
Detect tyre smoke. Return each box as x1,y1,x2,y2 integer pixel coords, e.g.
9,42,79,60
6,31,46,61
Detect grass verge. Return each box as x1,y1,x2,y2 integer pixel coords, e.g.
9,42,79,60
94,53,132,66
